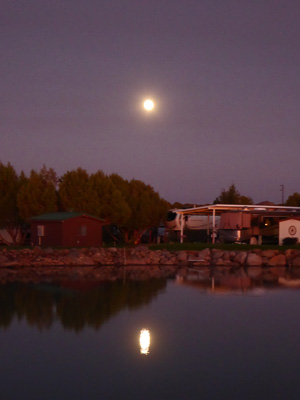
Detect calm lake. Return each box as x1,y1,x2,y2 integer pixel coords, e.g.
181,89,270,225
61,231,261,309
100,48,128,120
1,266,300,400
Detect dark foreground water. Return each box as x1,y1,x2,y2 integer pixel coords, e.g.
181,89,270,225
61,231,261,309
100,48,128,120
1,267,300,400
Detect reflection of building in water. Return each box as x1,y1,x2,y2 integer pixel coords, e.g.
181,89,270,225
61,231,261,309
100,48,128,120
176,267,300,294
139,329,151,355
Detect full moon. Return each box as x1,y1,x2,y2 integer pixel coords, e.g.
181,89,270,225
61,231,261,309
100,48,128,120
143,99,154,111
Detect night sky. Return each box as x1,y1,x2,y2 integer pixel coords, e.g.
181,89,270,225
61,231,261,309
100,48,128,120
2,0,299,204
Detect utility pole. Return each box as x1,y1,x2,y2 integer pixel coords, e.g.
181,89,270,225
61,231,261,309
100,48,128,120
280,184,285,204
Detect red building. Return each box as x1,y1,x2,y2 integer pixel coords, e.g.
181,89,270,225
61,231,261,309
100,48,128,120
31,212,104,247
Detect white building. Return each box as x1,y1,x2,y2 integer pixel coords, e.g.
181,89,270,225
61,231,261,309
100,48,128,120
279,218,300,245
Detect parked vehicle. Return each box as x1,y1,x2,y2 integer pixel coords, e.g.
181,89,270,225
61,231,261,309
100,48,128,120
166,210,220,231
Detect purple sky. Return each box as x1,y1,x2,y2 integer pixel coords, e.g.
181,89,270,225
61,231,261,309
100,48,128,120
2,0,300,204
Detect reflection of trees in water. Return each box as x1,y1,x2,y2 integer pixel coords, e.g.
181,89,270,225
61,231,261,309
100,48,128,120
0,283,16,328
15,284,54,329
0,279,167,332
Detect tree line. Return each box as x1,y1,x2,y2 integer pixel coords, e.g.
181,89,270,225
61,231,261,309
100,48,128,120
172,184,300,209
0,162,170,244
1,162,299,245
212,183,300,207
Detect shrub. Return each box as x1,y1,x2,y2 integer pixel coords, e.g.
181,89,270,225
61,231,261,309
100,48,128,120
282,237,299,245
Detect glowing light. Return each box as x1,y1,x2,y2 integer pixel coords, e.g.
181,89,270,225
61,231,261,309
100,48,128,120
139,329,151,355
143,99,154,111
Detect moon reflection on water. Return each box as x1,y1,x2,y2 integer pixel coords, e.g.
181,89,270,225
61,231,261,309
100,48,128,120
139,329,151,355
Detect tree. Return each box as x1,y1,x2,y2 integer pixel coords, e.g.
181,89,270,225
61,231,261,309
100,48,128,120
0,162,25,244
0,162,19,227
40,164,59,188
117,179,169,243
0,161,171,245
17,169,57,221
58,168,92,213
286,192,300,207
214,184,253,205
87,171,131,225
58,169,132,228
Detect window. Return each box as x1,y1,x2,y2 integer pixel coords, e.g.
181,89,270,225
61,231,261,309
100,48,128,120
79,225,87,236
37,225,45,237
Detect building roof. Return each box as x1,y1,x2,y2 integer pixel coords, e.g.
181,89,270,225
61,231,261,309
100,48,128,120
279,217,300,223
173,204,300,216
31,212,104,222
257,201,276,206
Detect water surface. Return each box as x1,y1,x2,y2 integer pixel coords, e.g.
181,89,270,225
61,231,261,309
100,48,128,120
1,267,300,400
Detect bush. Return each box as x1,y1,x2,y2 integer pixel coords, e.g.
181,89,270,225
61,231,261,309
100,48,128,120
282,237,299,245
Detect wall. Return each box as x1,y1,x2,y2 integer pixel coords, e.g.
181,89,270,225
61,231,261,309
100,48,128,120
220,212,251,229
31,221,63,246
31,216,103,247
279,219,300,245
62,216,103,247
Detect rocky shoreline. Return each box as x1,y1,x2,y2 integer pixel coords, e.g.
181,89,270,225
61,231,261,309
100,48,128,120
0,246,300,283
1,246,300,268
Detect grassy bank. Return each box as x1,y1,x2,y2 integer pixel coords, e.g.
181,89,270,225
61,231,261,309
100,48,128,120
2,243,300,252
149,242,300,252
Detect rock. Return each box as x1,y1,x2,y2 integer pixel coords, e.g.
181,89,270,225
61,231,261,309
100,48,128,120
262,250,278,258
198,248,210,259
234,252,247,265
69,250,80,259
177,251,188,262
262,257,270,266
150,257,161,265
0,246,295,275
0,255,8,265
246,253,262,266
125,258,147,265
285,249,294,258
252,249,262,255
33,246,42,255
268,254,286,267
287,249,300,258
211,250,224,265
215,258,232,266
92,252,105,264
43,247,54,254
78,255,94,266
161,257,177,265
138,249,148,259
211,249,223,257
286,250,300,267
222,251,230,261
